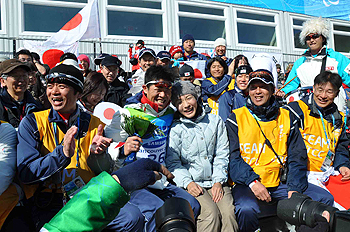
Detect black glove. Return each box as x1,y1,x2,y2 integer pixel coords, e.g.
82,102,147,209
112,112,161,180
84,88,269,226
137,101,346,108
112,158,161,193
297,214,330,232
129,58,138,65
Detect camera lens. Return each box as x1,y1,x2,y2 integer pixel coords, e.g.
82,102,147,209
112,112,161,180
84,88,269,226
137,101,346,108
155,197,195,232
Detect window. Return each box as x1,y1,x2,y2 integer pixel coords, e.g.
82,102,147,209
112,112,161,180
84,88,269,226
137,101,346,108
235,10,278,47
333,23,350,53
24,4,81,32
22,1,85,33
178,2,226,41
291,17,308,49
106,0,164,38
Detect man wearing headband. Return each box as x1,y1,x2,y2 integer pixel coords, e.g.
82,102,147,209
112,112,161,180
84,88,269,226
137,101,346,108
226,68,333,232
105,65,200,231
278,17,350,113
16,64,144,231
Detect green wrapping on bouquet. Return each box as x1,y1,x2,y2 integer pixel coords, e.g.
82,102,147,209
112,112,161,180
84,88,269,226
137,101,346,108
42,171,130,232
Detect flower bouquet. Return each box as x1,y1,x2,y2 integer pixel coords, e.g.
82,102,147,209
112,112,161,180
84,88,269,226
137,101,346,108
121,114,164,164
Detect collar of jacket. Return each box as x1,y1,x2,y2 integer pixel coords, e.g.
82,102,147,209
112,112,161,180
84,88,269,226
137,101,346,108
48,105,81,127
246,96,280,121
0,88,27,108
303,46,327,57
302,94,343,128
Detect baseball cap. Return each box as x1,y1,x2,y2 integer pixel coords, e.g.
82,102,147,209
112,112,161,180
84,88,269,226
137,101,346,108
101,55,122,67
179,64,194,77
139,48,156,60
235,65,253,76
0,59,31,75
94,53,110,65
157,51,171,60
247,69,275,87
136,40,145,45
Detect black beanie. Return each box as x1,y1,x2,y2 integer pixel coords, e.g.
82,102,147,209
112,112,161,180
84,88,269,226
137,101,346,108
47,64,84,92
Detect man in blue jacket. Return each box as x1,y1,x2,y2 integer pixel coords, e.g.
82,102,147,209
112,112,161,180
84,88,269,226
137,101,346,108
277,17,350,112
17,63,145,231
182,34,207,61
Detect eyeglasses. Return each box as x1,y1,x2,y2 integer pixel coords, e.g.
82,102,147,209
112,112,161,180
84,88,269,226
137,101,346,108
145,80,172,89
314,87,336,96
305,34,320,41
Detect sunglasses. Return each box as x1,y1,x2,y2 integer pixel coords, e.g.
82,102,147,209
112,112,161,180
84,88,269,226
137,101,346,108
249,70,273,79
145,80,172,89
305,34,320,41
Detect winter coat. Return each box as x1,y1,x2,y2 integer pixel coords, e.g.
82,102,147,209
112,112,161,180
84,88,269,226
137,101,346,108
166,106,229,189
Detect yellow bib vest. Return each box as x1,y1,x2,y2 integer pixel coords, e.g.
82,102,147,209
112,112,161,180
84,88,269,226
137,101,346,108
297,100,343,172
234,107,291,187
206,77,235,115
23,109,104,200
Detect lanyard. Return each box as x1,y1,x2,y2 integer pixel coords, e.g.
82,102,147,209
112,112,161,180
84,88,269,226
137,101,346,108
53,116,80,168
317,109,336,150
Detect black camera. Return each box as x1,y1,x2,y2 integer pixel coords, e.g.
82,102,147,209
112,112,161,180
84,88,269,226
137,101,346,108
155,197,196,232
277,192,350,232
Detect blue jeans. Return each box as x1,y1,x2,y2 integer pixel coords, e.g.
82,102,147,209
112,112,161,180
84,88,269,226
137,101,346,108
103,202,144,231
129,184,200,232
232,183,334,232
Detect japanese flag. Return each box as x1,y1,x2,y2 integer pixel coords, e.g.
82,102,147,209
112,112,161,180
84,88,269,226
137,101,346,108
23,41,79,69
45,0,100,46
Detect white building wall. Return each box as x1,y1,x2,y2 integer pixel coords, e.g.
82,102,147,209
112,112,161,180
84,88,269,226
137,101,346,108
0,0,348,71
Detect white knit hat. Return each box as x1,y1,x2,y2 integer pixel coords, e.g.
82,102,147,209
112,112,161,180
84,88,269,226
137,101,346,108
214,38,226,48
299,17,329,45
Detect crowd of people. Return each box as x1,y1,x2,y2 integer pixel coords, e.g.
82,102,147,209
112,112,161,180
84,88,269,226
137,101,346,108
0,16,350,232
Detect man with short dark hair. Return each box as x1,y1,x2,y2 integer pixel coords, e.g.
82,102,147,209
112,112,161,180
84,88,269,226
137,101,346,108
105,65,200,232
286,71,350,209
100,55,130,107
0,59,42,127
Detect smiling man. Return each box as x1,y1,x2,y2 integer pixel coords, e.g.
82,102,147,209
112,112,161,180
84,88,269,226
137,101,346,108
277,17,350,113
0,59,42,128
286,71,350,209
105,65,200,231
226,67,334,232
17,64,147,231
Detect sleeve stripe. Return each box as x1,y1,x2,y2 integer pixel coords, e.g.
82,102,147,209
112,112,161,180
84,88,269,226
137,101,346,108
226,118,238,127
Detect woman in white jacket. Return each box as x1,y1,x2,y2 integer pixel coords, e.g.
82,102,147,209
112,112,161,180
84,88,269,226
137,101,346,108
166,81,238,232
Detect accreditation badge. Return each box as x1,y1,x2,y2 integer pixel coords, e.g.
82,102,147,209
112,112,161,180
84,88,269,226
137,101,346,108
321,150,335,172
63,176,86,199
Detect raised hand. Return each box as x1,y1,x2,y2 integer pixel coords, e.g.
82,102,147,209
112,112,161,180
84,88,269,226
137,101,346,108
90,124,113,155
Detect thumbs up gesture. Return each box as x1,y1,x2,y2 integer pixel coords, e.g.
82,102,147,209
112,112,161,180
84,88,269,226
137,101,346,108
90,124,113,155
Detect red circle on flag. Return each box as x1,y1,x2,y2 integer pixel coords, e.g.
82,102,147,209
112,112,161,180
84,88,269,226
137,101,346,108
104,108,116,120
42,49,65,69
289,96,294,102
61,13,82,31
194,69,202,79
